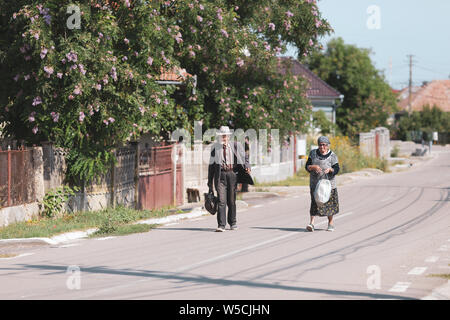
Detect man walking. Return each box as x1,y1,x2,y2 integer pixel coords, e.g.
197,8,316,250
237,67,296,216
208,126,251,232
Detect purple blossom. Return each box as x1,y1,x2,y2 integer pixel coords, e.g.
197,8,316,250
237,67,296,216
78,64,86,75
28,112,36,122
95,83,102,90
44,66,54,76
124,38,129,45
32,96,42,106
197,15,203,22
236,58,244,67
110,67,118,81
147,56,153,65
152,112,158,118
286,11,294,18
73,86,81,95
40,48,48,59
220,29,229,38
32,126,38,134
13,74,20,82
51,112,59,122
39,7,51,25
175,32,183,44
79,112,85,123
66,51,78,62
57,72,63,79
268,23,275,31
108,117,115,123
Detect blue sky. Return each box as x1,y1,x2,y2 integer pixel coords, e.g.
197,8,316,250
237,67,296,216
287,0,450,90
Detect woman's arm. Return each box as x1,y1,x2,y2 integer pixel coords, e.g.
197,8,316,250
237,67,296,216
305,157,321,173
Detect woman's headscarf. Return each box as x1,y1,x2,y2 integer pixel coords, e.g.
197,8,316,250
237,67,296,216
318,136,330,145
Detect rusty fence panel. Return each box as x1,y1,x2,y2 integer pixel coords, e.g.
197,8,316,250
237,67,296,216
138,144,183,210
0,148,37,208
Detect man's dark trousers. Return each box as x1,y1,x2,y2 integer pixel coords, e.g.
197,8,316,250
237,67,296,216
217,170,237,228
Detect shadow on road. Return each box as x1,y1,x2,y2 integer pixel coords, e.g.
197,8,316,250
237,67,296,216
5,264,416,300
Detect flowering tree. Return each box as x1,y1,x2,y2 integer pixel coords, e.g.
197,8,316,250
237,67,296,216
0,0,331,182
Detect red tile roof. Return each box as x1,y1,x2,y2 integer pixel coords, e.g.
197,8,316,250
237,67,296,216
397,80,450,112
157,66,192,82
278,57,341,99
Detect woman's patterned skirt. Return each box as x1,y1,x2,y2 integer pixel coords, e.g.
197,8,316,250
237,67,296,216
310,188,339,217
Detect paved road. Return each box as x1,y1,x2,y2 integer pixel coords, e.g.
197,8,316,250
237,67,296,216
0,147,449,300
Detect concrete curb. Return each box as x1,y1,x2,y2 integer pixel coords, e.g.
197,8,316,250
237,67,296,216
0,228,98,246
135,207,207,225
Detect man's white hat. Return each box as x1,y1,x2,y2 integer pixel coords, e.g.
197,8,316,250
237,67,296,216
216,126,233,136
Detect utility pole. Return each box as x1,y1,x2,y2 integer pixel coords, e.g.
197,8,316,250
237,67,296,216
407,54,414,114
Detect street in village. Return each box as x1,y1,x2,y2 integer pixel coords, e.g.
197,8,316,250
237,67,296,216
0,145,448,300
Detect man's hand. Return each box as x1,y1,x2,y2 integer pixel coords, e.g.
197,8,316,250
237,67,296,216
245,168,251,174
323,168,334,174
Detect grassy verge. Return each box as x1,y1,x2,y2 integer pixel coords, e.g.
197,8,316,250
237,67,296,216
255,169,309,187
0,206,181,239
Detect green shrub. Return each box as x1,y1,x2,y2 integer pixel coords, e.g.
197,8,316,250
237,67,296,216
41,186,78,218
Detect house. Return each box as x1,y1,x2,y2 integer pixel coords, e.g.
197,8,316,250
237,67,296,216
397,80,450,113
278,57,343,124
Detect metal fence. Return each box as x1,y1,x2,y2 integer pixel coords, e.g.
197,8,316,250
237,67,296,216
0,148,37,208
138,144,183,210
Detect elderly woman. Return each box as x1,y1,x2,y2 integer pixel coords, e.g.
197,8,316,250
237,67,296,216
305,136,340,232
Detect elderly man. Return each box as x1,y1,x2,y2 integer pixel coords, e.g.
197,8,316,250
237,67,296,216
208,126,251,232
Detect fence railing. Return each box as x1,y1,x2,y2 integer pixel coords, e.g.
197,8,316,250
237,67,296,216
0,148,39,208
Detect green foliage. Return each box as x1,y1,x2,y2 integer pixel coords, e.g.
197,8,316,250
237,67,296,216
1,0,332,180
330,136,387,173
394,105,450,141
41,186,78,218
306,38,398,138
313,110,339,135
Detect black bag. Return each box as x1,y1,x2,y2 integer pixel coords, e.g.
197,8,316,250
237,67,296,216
204,191,218,215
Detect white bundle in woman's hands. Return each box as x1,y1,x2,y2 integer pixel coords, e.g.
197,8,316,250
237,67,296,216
314,178,331,206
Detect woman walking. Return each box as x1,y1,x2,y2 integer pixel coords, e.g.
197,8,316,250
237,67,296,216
305,136,340,232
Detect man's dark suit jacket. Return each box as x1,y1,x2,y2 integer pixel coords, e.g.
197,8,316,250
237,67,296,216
207,141,252,191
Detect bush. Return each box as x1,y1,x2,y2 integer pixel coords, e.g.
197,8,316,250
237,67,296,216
41,186,78,218
329,136,387,173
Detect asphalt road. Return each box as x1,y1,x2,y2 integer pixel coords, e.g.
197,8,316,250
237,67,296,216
0,146,449,300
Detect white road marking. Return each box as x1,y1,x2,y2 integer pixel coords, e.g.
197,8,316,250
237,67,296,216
438,245,448,252
408,267,427,275
425,256,439,263
59,244,81,248
95,237,116,241
175,212,353,273
252,204,263,208
389,282,411,293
